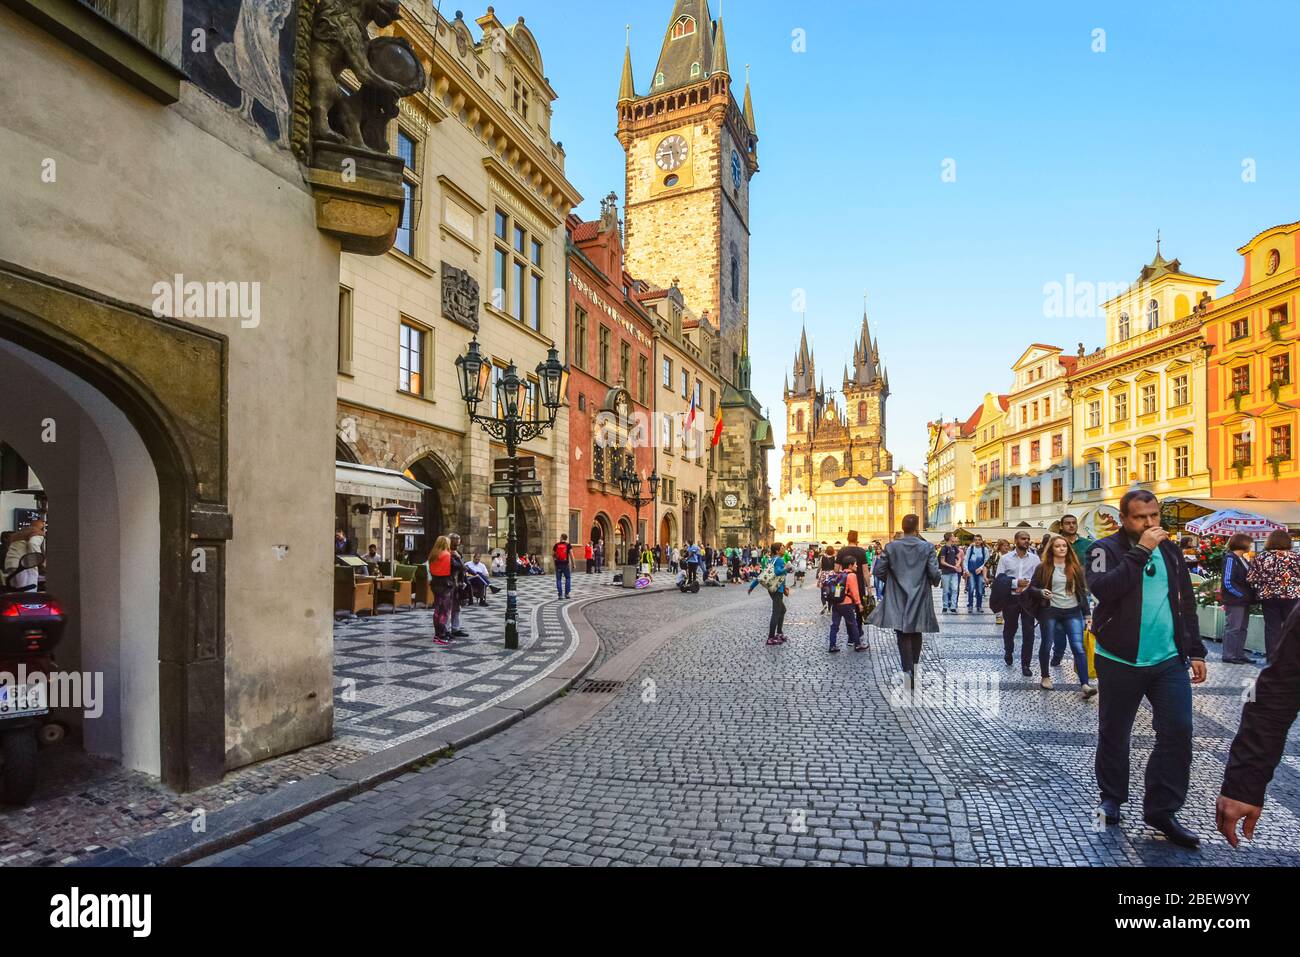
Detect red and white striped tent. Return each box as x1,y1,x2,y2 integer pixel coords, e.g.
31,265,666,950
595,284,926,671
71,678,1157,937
1184,509,1287,539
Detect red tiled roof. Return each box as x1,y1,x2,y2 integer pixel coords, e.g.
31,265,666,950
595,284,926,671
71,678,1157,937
570,221,599,243
997,395,1010,411
1058,356,1079,374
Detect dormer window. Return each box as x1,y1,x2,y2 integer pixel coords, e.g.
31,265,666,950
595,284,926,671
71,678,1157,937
654,72,665,88
672,16,696,39
690,62,701,77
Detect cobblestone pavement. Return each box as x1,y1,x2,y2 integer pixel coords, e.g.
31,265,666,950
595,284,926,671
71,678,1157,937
0,572,631,866
196,580,1300,867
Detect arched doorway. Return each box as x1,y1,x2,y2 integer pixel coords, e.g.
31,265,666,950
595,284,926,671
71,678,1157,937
591,512,613,552
617,516,634,556
406,452,458,560
1,271,231,791
659,511,678,547
700,500,716,546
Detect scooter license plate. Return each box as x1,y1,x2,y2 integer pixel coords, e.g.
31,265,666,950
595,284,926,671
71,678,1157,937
0,682,47,718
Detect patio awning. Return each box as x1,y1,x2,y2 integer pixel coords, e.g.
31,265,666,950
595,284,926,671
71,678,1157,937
1162,498,1300,529
334,462,429,504
1185,508,1287,538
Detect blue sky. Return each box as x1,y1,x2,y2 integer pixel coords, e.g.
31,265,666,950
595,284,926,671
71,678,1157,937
502,0,1300,474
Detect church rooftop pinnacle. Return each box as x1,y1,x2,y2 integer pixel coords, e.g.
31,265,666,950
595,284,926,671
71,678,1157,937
618,26,636,102
651,0,717,94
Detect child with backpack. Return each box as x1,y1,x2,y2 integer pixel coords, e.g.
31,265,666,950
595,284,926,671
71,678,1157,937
826,555,866,653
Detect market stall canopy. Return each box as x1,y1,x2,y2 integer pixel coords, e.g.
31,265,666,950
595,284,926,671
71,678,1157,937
334,462,429,504
1163,497,1300,529
1184,508,1288,538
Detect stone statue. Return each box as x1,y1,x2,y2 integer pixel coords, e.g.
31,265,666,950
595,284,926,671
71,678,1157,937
309,0,423,152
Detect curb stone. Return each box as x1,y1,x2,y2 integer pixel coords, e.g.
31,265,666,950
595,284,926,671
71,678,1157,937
82,584,672,868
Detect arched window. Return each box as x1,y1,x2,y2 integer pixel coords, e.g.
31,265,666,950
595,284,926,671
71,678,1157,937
858,401,868,425
1147,299,1160,330
796,410,805,433
1118,312,1130,341
730,253,740,301
820,456,840,483
654,72,665,87
671,16,696,39
690,62,701,78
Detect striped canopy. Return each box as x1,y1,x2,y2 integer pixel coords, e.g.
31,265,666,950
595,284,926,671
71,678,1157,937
1184,509,1287,538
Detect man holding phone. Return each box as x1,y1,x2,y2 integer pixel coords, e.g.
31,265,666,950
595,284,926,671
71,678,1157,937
1086,490,1207,849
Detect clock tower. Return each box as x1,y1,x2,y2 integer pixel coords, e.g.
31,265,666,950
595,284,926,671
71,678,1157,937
617,0,759,363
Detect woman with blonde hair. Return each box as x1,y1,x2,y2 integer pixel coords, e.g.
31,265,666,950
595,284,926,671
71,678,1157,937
426,535,455,645
1027,534,1094,697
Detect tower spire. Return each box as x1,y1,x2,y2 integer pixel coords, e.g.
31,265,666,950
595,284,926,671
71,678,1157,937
618,25,636,102
743,64,756,133
651,1,716,94
712,14,730,76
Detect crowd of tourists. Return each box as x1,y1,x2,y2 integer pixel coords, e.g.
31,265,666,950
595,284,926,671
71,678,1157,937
741,491,1300,854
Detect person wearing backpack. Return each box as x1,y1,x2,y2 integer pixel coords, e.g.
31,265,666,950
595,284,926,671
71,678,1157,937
749,543,789,646
1221,533,1257,664
827,554,867,653
963,534,990,613
552,534,572,600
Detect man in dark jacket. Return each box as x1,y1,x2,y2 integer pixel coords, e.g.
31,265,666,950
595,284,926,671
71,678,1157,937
1216,605,1300,848
1085,490,1207,849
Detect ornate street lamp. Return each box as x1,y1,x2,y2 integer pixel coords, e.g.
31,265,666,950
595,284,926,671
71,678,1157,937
455,338,568,649
615,454,658,555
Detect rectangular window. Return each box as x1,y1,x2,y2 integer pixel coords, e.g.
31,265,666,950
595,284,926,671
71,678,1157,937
1011,485,1022,508
1052,433,1063,458
1271,425,1292,462
710,390,718,417
337,285,354,375
1114,456,1129,487
638,356,649,405
1029,440,1040,463
1173,445,1190,478
399,322,425,396
991,460,1001,480
1232,365,1251,396
1020,405,1028,426
661,415,672,452
1141,450,1157,482
681,369,689,399
1030,482,1041,505
1140,383,1157,414
395,130,420,257
573,307,588,370
492,210,543,329
662,357,672,389
1112,391,1128,422
598,326,611,382
1269,304,1290,327
979,464,988,484
1172,375,1189,407
1088,400,1101,429
1230,317,1250,341
693,380,702,410
1233,432,1252,467
1052,477,1064,502
990,499,1001,520
1043,396,1051,418
620,342,631,388
1010,446,1021,468
1271,353,1291,385
1086,461,1101,491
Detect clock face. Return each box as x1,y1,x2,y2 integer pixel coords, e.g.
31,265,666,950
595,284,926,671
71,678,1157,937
655,135,689,171
724,493,740,509
731,150,743,189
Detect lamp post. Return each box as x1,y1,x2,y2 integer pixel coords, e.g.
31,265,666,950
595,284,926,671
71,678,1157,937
615,454,659,557
455,338,567,650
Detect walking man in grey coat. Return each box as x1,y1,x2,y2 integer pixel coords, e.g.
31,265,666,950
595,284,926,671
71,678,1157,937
868,514,942,688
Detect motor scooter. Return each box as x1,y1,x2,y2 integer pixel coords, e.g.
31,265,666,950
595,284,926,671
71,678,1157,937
0,550,66,805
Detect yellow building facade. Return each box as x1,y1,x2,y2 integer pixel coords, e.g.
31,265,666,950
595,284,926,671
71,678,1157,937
1067,247,1219,515
814,471,927,544
971,393,1011,524
1204,221,1300,497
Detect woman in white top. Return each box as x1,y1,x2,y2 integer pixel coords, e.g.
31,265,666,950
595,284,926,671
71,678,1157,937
1027,535,1095,698
3,526,45,592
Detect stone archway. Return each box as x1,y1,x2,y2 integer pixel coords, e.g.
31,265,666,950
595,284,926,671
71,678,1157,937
406,450,459,559
0,265,229,790
659,511,678,547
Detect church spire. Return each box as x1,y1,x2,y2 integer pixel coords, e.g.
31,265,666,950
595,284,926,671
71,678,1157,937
712,15,730,76
743,64,756,133
651,0,715,94
618,26,636,102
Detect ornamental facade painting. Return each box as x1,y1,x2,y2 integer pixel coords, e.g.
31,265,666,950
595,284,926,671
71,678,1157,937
184,0,297,147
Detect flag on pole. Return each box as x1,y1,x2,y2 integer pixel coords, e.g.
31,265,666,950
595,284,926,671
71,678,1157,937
683,394,698,445
711,406,724,447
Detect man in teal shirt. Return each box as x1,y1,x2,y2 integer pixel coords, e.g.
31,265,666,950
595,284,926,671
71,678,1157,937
1085,490,1208,849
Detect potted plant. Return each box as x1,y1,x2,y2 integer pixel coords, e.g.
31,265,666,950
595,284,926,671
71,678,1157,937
1270,378,1284,403
1233,458,1250,479
1268,319,1285,342
1268,453,1287,479
1229,389,1249,412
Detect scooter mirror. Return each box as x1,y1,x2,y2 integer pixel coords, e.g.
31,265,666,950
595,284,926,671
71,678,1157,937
18,551,44,570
